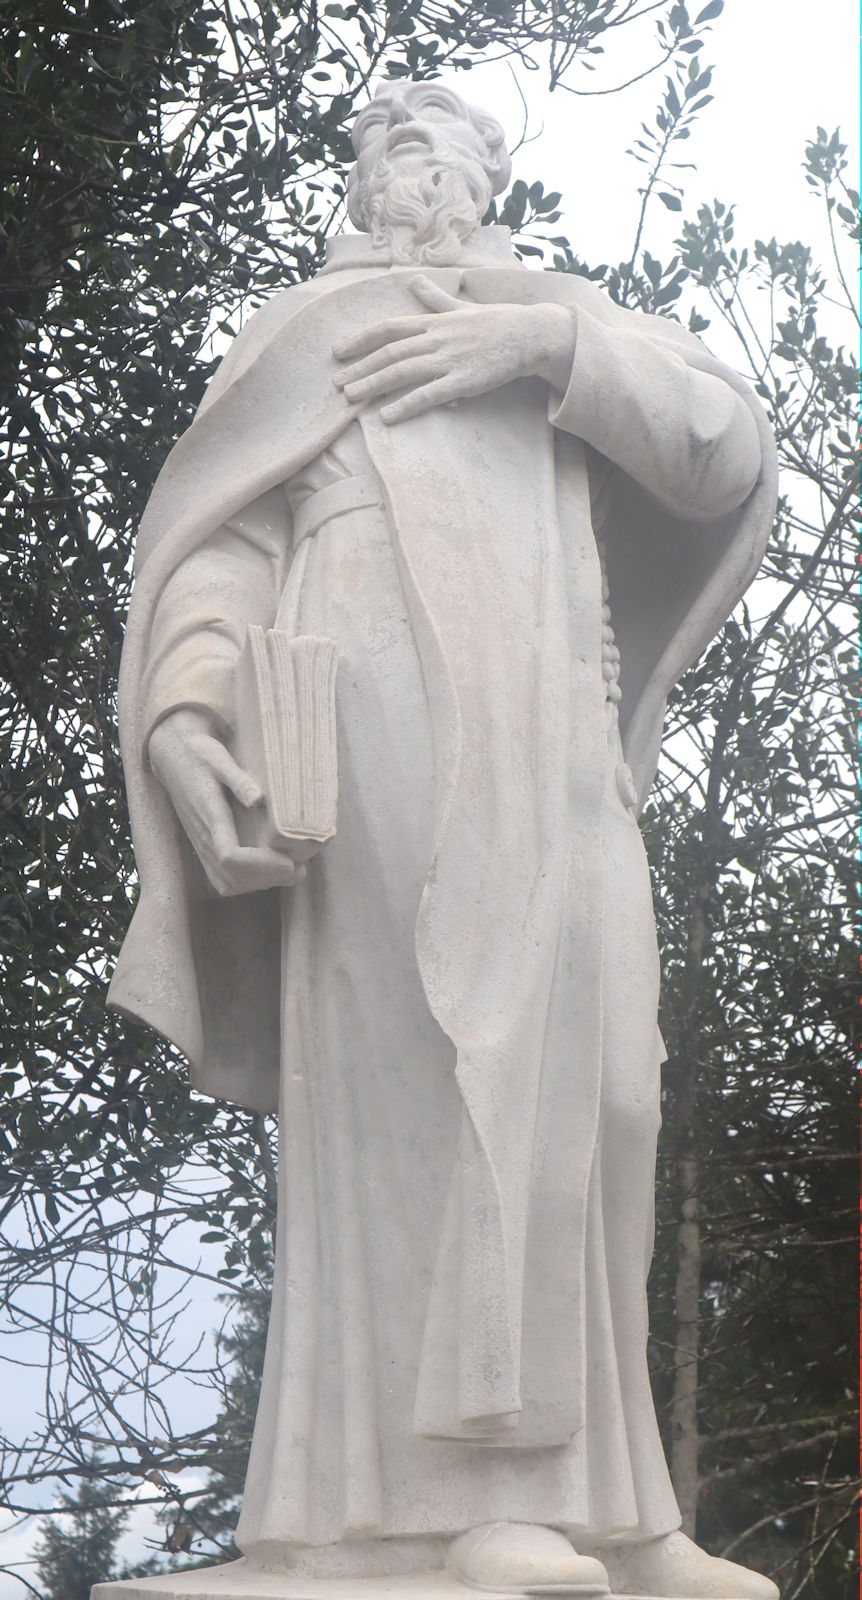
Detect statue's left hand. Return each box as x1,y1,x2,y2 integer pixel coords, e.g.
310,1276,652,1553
332,275,575,425
149,708,307,898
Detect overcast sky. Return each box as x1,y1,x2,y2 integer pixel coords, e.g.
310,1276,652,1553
1,4,857,1595
466,0,859,306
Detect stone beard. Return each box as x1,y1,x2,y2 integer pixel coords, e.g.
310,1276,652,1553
100,78,780,1600
351,146,493,266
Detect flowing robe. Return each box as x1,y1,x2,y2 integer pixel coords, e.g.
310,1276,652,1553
108,233,777,1569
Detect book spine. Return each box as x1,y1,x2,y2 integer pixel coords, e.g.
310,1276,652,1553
267,634,338,841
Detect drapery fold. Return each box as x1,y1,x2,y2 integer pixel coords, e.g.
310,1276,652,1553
358,397,605,1442
107,249,776,1541
108,265,776,1113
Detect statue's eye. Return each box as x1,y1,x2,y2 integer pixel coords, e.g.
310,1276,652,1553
421,97,457,119
355,112,386,143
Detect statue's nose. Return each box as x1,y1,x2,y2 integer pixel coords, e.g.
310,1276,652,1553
387,96,414,127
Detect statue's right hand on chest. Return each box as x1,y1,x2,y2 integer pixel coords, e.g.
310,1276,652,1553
148,707,306,898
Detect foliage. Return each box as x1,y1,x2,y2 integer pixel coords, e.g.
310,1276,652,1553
490,112,857,1599
1,0,711,1517
0,2,855,1597
32,1464,129,1600
189,1277,272,1559
631,133,857,1598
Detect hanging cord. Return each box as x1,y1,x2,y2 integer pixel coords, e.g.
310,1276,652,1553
597,535,639,813
596,535,622,724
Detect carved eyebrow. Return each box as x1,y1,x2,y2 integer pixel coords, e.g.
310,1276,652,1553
352,86,463,143
413,87,462,111
352,104,388,140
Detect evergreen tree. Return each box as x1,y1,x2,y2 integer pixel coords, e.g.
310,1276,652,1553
1,0,719,1520
192,1276,273,1560
33,1466,129,1600
116,1276,272,1574
1,4,855,1596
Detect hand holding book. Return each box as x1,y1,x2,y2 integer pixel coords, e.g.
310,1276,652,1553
147,708,305,897
147,629,339,897
230,628,339,860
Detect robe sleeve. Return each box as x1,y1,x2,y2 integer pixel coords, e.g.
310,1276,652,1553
549,305,762,522
138,486,290,764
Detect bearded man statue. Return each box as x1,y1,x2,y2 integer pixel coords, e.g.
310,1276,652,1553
99,80,780,1600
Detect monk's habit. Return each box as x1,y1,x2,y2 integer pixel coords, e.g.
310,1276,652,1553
109,231,777,1551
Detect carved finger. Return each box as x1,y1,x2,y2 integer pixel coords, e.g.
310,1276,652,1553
343,356,442,406
203,739,263,809
333,334,435,390
380,376,464,424
333,315,430,363
172,798,216,875
197,810,244,894
216,846,306,897
171,783,230,872
226,846,305,882
409,274,465,314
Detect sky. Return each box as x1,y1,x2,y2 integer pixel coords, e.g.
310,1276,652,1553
464,0,859,309
0,2,857,1595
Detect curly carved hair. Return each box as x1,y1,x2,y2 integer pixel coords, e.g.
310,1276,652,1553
347,79,512,227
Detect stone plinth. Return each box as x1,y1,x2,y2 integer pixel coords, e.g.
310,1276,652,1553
92,1565,519,1598
91,1563,666,1600
93,1570,470,1599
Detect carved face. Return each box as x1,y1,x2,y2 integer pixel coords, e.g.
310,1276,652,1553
347,81,510,266
351,82,494,177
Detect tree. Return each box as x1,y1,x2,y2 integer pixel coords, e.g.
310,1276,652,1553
584,119,857,1597
186,1277,273,1563
651,147,858,1594
0,3,855,1595
499,83,856,1596
33,1465,129,1600
1,0,720,1534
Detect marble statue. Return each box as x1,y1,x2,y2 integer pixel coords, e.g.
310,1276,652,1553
98,79,780,1600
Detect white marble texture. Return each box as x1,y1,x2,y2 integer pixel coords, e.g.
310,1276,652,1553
91,1576,660,1600
103,79,779,1599
93,1572,513,1600
93,1571,506,1600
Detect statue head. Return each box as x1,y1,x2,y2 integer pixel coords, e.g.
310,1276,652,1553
347,80,512,266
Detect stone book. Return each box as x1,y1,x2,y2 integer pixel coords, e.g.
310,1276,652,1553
231,626,338,859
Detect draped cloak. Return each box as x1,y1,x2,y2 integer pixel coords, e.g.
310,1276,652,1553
107,239,778,1459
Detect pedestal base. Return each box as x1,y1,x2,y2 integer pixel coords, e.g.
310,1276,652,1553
90,1565,603,1598
91,1565,683,1600
92,1565,512,1599
92,1572,443,1598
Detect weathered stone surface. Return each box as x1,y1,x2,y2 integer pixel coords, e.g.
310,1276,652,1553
104,75,779,1600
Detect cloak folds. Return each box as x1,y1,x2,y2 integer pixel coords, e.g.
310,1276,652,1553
108,258,777,1448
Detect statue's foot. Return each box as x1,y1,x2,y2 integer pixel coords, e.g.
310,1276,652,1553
598,1530,779,1598
450,1521,610,1595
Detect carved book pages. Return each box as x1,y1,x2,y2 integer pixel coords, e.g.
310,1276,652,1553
230,626,339,860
